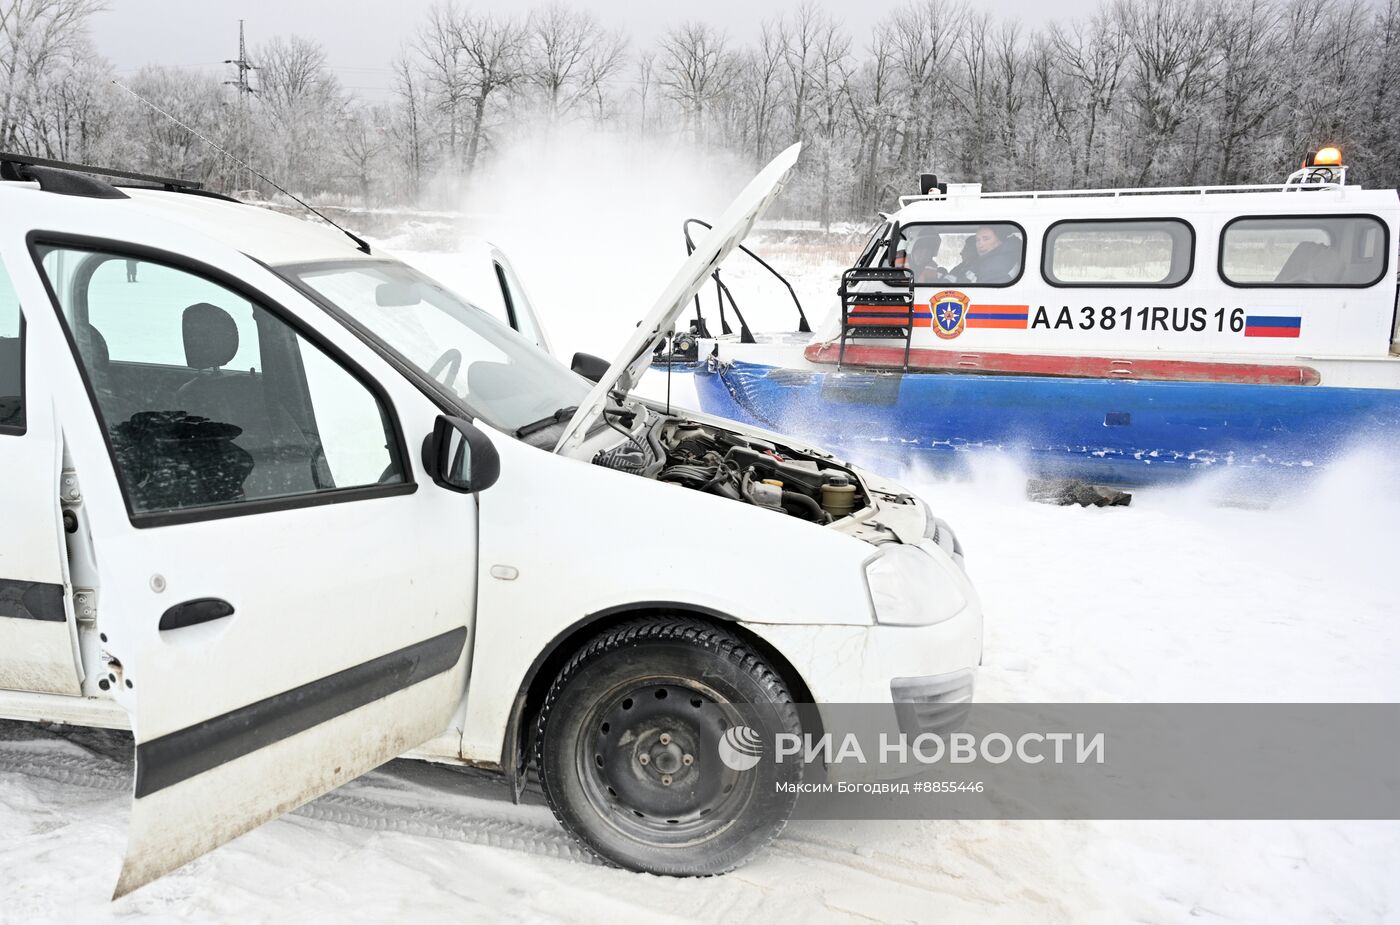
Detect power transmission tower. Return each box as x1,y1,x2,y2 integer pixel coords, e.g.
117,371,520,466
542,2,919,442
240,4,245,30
224,20,257,102
223,20,258,193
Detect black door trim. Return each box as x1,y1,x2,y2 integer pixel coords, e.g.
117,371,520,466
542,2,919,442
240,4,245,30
134,625,467,798
0,578,66,621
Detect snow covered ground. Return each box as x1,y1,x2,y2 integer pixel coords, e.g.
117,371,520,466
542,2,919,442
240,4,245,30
4,450,1397,923
4,146,1398,921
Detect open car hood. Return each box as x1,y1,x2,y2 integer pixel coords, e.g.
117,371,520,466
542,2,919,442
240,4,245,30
553,143,801,454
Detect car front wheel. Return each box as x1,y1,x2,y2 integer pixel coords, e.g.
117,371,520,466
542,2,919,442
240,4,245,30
535,617,803,875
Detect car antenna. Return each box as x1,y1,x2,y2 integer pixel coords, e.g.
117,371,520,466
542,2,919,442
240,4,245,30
110,79,372,254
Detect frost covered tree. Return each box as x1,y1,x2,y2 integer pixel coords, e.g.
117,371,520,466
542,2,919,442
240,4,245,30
253,35,348,196
114,66,231,184
527,4,625,123
1207,0,1285,184
411,4,528,171
340,105,390,205
0,0,107,156
657,22,735,144
12,0,1400,218
809,17,852,230
1358,0,1400,172
1116,0,1216,184
845,27,898,212
389,48,430,201
456,12,527,169
288,0,1400,212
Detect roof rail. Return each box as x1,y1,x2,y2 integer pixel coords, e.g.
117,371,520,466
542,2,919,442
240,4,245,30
0,151,202,191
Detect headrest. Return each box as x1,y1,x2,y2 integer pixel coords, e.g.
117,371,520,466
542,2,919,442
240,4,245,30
183,302,239,370
83,325,110,371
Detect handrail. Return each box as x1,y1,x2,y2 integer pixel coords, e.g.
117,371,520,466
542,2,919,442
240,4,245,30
683,218,811,339
897,180,1353,208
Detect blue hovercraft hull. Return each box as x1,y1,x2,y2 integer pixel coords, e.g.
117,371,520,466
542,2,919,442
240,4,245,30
690,360,1400,487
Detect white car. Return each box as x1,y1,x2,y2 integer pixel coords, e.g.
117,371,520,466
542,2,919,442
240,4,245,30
0,145,982,896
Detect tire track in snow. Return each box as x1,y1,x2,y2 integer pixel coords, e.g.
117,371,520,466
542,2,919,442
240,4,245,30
0,746,129,793
294,791,598,864
0,736,997,903
766,825,1079,916
766,833,981,899
0,742,594,864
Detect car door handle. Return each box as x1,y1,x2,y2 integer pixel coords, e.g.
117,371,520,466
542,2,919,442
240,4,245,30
159,598,235,631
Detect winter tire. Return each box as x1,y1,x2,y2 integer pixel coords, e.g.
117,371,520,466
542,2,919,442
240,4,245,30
535,617,803,875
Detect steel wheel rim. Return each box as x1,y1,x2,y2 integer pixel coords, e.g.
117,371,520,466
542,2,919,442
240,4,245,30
574,676,757,846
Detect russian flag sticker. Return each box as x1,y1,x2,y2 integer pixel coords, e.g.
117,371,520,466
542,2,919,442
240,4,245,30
1244,315,1302,338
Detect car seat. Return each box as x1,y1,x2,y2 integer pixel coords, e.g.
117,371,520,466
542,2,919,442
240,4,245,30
174,302,321,498
76,324,142,428
1274,242,1344,284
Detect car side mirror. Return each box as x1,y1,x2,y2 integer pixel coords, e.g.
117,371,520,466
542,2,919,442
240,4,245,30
571,352,610,383
422,415,500,493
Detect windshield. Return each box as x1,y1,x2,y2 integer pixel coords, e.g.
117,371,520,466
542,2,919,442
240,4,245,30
287,260,589,433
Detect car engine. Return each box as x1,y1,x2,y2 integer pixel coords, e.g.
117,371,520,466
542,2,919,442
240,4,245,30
593,414,866,523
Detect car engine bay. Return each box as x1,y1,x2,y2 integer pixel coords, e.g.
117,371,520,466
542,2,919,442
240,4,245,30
592,412,868,523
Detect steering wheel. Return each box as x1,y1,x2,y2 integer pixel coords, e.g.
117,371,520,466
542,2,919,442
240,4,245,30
426,348,463,390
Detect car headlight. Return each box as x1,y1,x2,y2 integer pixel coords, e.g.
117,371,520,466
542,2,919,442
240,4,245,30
864,544,968,626
918,498,964,559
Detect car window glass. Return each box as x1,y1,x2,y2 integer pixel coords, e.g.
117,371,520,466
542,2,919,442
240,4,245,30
1221,217,1387,286
41,254,263,369
896,223,1024,287
294,261,589,433
37,245,403,517
0,258,23,432
1043,220,1193,286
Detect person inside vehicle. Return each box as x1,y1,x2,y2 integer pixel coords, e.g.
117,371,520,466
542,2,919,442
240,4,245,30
906,234,954,284
953,226,1020,284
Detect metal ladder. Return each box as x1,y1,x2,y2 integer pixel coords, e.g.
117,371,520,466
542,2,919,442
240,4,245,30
837,267,916,371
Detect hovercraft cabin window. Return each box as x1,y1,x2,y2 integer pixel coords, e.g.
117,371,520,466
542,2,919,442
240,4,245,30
1220,215,1388,288
0,258,23,434
895,222,1025,287
1042,219,1194,288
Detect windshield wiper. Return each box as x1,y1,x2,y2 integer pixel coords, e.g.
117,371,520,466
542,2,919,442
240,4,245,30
515,405,578,439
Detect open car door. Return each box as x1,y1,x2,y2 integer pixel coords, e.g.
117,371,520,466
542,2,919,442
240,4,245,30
417,241,553,355
489,247,553,356
0,261,84,696
13,226,481,898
